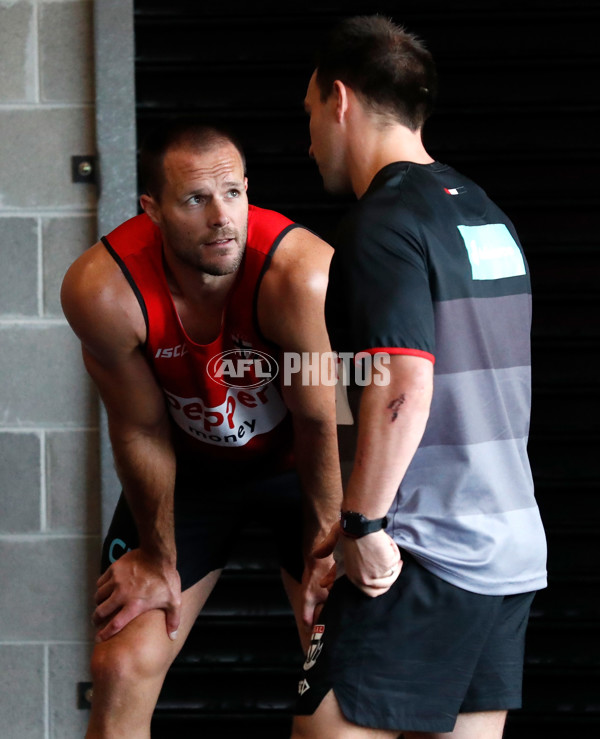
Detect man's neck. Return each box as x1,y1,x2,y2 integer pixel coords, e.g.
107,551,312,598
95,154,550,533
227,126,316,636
348,123,434,199
162,250,239,345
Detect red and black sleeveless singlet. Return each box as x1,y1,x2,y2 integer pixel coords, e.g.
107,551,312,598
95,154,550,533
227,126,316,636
101,205,300,471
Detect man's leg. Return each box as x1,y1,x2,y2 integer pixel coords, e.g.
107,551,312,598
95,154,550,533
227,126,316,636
292,689,398,739
292,691,506,739
403,710,507,739
86,568,222,739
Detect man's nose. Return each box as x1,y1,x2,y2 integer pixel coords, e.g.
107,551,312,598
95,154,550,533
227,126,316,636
208,199,229,227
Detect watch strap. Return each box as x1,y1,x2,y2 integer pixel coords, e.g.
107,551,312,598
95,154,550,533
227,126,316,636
340,510,388,538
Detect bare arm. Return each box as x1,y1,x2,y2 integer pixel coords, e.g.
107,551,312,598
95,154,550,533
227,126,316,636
339,354,433,596
259,227,343,627
61,243,181,640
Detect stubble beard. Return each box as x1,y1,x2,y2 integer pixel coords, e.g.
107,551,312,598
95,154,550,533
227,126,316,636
178,223,248,277
198,243,246,276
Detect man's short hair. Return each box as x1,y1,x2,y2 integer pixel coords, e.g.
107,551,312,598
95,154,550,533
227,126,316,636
315,15,437,131
139,121,247,200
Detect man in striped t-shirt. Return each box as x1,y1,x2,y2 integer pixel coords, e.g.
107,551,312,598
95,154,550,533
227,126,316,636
295,15,547,739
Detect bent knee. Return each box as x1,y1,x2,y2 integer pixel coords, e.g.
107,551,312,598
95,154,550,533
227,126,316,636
91,630,174,686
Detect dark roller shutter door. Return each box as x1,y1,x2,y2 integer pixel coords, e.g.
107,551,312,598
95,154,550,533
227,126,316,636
133,2,600,736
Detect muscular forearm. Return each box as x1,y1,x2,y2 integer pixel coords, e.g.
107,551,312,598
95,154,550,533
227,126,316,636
291,414,342,634
109,423,177,565
292,416,342,555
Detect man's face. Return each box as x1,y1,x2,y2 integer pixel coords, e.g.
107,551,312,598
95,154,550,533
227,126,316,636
304,71,351,194
148,141,249,276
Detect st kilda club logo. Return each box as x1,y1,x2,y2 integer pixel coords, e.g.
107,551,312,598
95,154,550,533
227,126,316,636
207,349,279,390
303,624,325,671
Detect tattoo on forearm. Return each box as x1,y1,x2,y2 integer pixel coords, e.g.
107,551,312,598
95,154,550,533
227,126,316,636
387,395,406,422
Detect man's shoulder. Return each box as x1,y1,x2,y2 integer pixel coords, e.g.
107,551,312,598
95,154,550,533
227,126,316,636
254,215,332,346
342,161,491,247
61,239,145,351
337,190,421,254
103,213,162,258
246,204,298,254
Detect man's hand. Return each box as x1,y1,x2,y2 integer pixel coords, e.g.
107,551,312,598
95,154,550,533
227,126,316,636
311,522,341,592
342,528,402,597
312,522,401,597
301,554,335,633
93,549,182,642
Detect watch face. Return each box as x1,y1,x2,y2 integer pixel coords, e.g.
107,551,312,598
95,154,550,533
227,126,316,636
341,512,362,533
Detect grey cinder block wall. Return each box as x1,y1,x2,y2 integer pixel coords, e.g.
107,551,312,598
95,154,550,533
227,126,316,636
0,1,100,736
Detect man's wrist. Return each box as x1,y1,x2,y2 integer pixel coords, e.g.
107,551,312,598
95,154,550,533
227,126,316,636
340,510,388,539
139,544,177,568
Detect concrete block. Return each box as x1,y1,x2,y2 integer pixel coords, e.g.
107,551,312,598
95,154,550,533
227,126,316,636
42,215,97,316
49,642,92,738
0,0,36,102
0,217,39,315
40,0,94,103
0,108,97,209
46,430,100,534
0,432,41,533
0,324,99,427
0,645,45,739
0,535,100,641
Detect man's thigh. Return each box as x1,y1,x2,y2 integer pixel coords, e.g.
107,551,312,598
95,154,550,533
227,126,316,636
403,709,507,739
293,692,506,739
292,692,506,739
293,690,399,739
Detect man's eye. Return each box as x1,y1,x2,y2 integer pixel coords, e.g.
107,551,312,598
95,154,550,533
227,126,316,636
189,195,204,205
228,189,241,197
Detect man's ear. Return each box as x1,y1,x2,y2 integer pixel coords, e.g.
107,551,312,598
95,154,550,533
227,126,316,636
332,79,350,122
140,193,161,225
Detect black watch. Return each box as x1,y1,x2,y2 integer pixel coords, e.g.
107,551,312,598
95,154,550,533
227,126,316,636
340,510,388,539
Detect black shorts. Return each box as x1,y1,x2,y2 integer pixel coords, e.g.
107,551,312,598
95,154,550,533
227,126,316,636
101,467,304,591
295,551,535,733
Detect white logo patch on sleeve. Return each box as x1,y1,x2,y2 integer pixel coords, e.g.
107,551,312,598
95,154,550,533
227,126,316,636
458,223,526,281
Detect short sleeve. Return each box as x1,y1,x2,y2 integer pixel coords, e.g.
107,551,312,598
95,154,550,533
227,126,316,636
326,204,435,362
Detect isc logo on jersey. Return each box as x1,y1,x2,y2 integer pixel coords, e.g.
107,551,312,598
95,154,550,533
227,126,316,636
207,349,279,390
155,344,188,359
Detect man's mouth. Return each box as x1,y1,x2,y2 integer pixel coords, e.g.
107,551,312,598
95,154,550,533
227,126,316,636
204,234,236,247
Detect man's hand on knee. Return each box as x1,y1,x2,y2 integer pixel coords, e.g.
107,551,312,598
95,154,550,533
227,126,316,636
93,549,182,642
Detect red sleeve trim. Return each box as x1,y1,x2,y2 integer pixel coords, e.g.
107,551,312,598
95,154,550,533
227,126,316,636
356,347,436,365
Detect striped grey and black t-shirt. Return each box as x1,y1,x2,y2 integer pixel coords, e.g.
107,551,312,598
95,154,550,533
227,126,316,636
326,160,547,596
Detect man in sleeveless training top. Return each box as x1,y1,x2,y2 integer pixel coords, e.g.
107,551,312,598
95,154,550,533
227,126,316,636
61,122,341,738
293,16,547,739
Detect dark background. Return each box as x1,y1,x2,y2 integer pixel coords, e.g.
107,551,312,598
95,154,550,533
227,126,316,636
132,1,600,736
